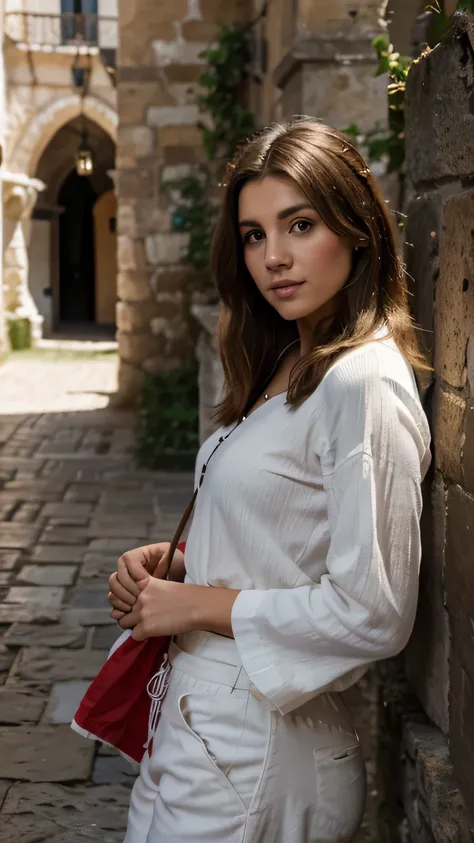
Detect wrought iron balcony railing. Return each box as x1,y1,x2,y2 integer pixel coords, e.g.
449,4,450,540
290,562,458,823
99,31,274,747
5,12,117,51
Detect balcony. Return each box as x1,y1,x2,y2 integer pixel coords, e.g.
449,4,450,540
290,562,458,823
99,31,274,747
5,12,117,51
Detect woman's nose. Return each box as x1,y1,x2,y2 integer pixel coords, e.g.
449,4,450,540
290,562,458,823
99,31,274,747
264,239,292,270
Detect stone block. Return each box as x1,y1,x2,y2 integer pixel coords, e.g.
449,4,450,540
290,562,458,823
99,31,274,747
405,475,450,735
116,300,160,333
151,37,207,68
152,267,189,294
445,484,474,808
462,403,474,497
116,361,146,406
87,522,150,539
61,608,115,627
5,586,65,618
91,626,122,650
0,690,46,724
0,726,94,782
117,235,148,272
68,586,110,610
0,550,20,570
163,64,203,84
42,503,92,519
0,524,40,550
4,623,86,649
157,125,203,147
79,554,119,581
43,680,91,725
15,647,108,682
118,81,175,125
145,231,188,265
432,384,466,484
88,537,146,554
406,24,474,185
405,192,442,366
17,565,77,587
117,125,154,157
434,191,474,389
39,526,90,545
1,781,130,836
64,485,101,503
31,545,88,563
117,269,153,302
116,168,155,200
117,330,165,364
163,144,201,166
92,755,136,787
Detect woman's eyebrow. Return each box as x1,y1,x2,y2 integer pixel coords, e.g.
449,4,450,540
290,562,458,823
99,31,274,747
238,203,314,228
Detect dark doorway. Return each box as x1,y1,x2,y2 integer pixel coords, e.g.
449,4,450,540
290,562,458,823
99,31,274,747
58,169,96,322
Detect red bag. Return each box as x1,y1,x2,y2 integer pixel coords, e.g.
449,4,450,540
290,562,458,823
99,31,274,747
71,540,187,765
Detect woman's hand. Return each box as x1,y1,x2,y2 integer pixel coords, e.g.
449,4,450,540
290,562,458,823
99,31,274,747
117,577,241,641
108,542,185,620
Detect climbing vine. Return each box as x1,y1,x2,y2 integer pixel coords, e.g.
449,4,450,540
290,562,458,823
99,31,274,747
344,2,470,184
163,22,256,299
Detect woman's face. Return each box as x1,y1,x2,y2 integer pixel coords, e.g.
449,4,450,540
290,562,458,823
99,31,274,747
238,175,354,335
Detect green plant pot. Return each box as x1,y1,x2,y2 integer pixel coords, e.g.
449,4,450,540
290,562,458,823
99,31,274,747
8,318,31,350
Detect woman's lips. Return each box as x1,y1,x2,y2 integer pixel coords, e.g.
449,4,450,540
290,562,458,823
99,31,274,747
271,282,305,299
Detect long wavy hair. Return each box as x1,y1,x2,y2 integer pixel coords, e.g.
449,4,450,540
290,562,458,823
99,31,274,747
210,117,429,427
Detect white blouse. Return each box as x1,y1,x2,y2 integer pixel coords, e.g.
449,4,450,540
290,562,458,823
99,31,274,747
184,332,432,716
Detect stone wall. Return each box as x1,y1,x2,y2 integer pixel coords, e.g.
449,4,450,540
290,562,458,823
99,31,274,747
374,12,474,841
115,0,249,404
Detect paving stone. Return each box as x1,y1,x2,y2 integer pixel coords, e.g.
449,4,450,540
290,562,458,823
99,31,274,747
42,503,93,518
0,646,15,674
0,726,95,782
17,565,77,587
0,489,61,503
0,779,13,810
43,681,91,724
92,755,136,787
31,545,89,563
0,690,46,724
91,625,121,650
6,587,65,615
79,554,119,580
68,586,110,610
1,782,130,837
15,647,108,682
39,526,90,545
61,608,115,626
48,516,90,527
4,623,86,650
0,603,61,624
99,491,155,508
0,550,20,570
64,485,101,503
89,538,146,554
0,572,12,586
0,524,40,550
87,522,151,538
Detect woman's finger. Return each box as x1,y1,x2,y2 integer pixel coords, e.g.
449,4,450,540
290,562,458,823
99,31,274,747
117,557,143,596
110,608,126,620
108,591,133,613
109,574,137,607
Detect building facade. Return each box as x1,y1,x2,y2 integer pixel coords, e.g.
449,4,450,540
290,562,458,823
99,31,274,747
1,0,118,344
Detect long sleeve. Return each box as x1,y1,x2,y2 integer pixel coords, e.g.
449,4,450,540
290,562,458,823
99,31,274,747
231,348,431,715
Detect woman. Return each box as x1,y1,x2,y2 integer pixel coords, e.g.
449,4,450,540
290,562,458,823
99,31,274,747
108,118,431,843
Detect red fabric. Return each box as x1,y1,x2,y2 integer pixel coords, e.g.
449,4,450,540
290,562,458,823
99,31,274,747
72,540,186,764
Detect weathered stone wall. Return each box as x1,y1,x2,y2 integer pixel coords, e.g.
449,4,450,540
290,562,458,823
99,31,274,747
374,13,474,841
115,0,249,403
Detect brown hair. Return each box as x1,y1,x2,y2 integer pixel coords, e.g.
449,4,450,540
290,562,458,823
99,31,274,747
210,117,429,427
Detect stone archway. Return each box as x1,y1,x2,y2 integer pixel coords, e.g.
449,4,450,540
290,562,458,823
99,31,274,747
8,93,117,178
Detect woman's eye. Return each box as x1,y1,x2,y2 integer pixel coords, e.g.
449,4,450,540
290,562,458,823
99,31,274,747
244,230,264,244
292,220,312,234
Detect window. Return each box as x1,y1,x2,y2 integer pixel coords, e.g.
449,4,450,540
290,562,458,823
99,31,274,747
61,0,98,45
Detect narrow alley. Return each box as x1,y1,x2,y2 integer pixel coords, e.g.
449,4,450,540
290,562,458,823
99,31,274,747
0,344,194,841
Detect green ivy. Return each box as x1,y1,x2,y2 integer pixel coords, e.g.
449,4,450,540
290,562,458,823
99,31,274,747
163,22,256,298
134,365,200,470
344,2,468,181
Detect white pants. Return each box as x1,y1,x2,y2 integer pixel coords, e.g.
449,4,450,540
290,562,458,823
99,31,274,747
124,631,366,843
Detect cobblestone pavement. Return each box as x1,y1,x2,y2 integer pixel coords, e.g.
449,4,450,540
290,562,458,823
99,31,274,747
0,350,194,841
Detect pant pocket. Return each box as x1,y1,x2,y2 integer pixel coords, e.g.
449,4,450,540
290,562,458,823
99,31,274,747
313,742,366,841
177,692,271,812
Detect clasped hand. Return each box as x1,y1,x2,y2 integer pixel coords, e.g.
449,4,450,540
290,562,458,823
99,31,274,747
108,542,238,641
108,543,194,641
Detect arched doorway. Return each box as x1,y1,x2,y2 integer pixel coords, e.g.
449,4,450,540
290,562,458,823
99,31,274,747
29,115,116,333
59,169,96,322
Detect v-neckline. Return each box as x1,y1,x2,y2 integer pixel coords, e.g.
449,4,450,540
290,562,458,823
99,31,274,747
241,390,288,422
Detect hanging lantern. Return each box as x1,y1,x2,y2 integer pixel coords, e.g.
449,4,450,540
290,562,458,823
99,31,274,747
76,136,94,176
